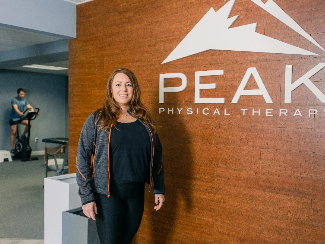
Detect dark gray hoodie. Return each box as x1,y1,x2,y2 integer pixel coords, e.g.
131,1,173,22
76,110,165,205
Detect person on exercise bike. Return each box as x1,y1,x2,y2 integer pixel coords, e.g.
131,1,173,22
9,88,35,154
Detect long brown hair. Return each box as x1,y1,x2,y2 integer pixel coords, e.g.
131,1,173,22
94,68,156,131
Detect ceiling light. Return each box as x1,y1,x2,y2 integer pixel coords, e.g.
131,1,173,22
23,64,68,71
64,0,93,4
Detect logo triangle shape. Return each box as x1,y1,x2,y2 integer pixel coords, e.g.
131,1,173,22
162,0,323,64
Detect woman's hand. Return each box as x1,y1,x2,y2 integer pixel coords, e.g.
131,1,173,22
82,201,98,221
154,194,165,211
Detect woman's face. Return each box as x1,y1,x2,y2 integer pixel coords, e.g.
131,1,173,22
111,72,134,107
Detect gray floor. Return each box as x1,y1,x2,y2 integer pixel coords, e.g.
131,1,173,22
0,239,44,244
0,157,47,239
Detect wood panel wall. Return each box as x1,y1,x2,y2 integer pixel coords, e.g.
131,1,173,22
69,0,325,243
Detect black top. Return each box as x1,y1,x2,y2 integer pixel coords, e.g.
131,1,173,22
109,120,151,184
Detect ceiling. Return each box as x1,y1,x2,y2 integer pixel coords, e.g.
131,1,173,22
0,0,93,76
0,25,69,75
0,25,63,52
0,25,68,75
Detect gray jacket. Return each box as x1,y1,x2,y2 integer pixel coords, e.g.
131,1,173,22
76,110,165,205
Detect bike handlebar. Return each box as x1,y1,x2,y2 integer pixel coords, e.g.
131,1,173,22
21,108,39,120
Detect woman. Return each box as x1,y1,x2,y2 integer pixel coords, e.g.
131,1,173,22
76,68,165,244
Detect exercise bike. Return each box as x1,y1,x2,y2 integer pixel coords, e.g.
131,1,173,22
13,108,39,161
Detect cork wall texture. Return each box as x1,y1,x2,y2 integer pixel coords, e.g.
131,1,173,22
69,0,325,243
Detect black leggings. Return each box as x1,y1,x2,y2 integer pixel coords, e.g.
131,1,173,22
94,183,145,244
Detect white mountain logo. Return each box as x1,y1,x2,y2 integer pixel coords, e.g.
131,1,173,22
162,0,324,64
